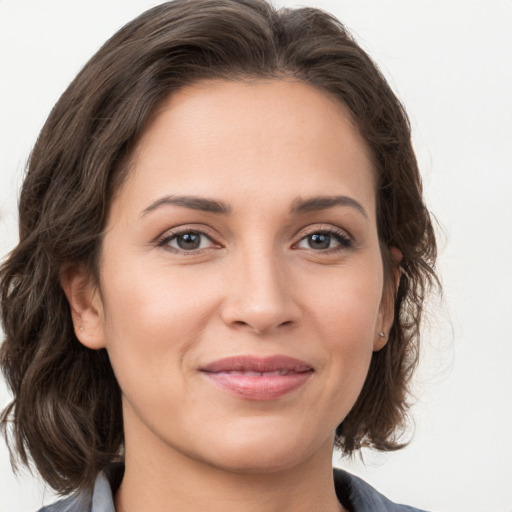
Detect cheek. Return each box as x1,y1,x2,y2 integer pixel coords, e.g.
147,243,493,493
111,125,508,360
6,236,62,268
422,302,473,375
103,255,218,334
99,261,220,395
310,260,383,336
306,262,383,401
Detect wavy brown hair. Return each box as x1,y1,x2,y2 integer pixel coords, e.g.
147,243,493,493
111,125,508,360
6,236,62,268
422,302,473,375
1,0,438,495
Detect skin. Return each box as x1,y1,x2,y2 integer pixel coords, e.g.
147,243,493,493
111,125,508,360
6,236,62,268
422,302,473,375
63,79,394,512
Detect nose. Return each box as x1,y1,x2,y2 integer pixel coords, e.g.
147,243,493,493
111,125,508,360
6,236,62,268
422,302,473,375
219,247,301,335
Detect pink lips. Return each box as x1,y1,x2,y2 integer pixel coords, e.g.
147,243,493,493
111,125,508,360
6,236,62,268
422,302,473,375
200,356,313,400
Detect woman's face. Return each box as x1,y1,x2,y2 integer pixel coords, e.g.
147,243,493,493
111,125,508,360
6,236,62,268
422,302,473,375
77,80,392,473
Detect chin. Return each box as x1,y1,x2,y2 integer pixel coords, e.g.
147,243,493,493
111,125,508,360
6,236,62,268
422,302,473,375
192,423,331,475
207,448,309,475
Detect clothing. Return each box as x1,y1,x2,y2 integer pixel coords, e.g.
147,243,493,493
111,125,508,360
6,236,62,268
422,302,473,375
38,463,429,512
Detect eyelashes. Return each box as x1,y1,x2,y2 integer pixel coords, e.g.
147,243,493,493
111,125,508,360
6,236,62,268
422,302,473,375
293,227,352,251
157,224,354,256
157,229,218,252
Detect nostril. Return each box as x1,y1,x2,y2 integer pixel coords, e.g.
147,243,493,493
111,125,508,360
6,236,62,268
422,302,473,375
233,320,293,329
220,296,301,334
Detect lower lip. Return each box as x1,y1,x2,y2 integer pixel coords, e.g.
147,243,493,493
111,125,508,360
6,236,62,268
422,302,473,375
201,371,313,400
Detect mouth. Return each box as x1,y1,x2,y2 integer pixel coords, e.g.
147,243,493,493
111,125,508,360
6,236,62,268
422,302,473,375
199,355,314,401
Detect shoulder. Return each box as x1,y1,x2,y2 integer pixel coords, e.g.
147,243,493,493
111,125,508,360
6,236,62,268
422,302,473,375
36,464,122,512
37,493,89,512
334,468,431,512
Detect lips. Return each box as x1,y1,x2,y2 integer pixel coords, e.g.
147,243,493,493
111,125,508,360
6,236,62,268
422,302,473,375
200,356,313,400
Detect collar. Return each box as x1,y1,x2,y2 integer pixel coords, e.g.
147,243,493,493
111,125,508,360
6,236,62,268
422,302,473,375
40,463,427,512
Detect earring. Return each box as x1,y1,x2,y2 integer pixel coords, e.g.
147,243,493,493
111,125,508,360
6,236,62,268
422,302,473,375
78,325,84,332
378,331,386,337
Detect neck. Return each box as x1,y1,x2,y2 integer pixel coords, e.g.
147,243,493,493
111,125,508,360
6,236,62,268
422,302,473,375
115,419,345,512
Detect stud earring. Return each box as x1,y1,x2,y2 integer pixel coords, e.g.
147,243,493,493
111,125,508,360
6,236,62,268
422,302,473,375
78,325,84,332
378,331,386,337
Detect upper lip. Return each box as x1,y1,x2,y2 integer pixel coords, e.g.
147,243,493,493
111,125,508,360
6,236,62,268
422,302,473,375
200,355,314,373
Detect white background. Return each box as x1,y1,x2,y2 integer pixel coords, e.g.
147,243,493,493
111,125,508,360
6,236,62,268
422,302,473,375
1,1,511,511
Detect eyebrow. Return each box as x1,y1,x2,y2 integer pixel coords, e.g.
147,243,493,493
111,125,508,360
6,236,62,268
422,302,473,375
141,195,232,216
290,195,368,219
140,194,368,219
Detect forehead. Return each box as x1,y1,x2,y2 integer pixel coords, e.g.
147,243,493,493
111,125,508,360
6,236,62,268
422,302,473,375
115,79,376,219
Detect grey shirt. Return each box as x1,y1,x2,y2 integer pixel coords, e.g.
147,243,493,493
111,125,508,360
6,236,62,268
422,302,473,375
39,464,428,512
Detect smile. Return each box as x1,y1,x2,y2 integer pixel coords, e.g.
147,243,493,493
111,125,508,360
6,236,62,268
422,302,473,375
199,356,314,400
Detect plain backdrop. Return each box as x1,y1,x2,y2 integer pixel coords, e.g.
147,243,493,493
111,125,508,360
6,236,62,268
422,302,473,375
1,1,511,511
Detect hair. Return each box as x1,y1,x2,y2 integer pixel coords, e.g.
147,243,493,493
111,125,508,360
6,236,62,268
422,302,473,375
1,0,438,495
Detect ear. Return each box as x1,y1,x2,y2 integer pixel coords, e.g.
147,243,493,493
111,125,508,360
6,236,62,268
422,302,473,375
60,264,107,350
374,247,402,351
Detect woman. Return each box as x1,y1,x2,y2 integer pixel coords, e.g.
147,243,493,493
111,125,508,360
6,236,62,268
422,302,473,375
0,0,438,510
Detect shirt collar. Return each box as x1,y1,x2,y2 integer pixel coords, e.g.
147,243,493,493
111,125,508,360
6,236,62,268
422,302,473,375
56,463,423,512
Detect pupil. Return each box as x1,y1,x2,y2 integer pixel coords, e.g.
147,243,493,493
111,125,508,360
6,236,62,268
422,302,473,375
309,233,330,249
177,232,200,250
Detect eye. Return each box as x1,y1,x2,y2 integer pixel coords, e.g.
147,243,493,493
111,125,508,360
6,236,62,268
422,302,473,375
295,229,352,251
158,230,217,252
